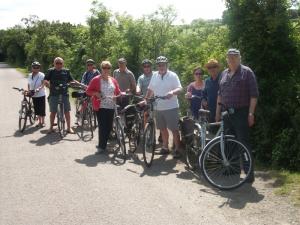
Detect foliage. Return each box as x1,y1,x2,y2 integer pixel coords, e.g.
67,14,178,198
0,0,299,170
225,0,300,170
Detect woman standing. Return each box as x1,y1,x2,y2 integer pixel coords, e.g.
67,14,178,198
28,61,46,127
86,61,121,154
185,67,206,119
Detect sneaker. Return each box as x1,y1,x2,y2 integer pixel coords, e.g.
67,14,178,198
246,174,255,183
159,148,170,155
173,150,181,159
95,145,105,154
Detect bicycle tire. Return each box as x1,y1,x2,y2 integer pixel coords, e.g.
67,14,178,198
128,121,139,153
18,104,27,132
200,136,253,190
142,122,156,167
114,117,126,162
185,125,201,170
78,107,93,141
28,102,36,125
57,104,66,138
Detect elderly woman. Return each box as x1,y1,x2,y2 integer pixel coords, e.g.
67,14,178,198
86,61,121,154
28,61,46,127
185,67,206,119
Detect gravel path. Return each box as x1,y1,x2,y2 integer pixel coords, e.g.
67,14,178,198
0,63,299,225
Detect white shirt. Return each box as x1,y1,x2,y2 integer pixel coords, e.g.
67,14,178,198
100,78,115,109
148,70,182,111
27,72,46,97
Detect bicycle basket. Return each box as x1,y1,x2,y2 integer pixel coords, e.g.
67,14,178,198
179,116,195,141
71,91,86,98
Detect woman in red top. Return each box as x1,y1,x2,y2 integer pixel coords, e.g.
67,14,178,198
86,61,121,154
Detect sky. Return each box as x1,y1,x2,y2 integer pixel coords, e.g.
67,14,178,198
0,0,226,29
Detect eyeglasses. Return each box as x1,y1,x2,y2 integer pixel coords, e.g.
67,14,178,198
87,64,94,66
32,66,40,69
102,67,111,70
194,72,202,75
143,65,151,68
207,66,218,69
55,62,63,65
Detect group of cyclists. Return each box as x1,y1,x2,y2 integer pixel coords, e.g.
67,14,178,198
26,48,258,184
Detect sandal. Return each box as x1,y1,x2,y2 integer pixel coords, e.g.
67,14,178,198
67,128,75,134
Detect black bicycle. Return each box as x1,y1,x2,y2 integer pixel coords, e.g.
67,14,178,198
55,84,68,138
13,87,36,132
142,96,167,167
72,91,95,141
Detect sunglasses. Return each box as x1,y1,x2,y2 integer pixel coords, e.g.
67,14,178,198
194,72,202,75
102,67,111,70
143,65,151,68
55,62,63,65
87,64,94,66
207,66,218,69
32,66,40,69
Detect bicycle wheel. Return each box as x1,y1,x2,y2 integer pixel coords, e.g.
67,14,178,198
28,102,36,125
114,117,126,162
57,104,66,138
18,104,27,132
142,122,156,167
78,107,93,141
200,136,253,190
128,120,139,153
185,125,201,170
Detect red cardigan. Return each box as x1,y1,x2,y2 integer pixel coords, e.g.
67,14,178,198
86,75,121,111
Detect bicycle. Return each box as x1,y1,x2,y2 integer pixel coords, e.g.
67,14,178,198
13,87,36,132
180,95,221,170
117,94,144,153
101,95,127,163
141,96,167,167
54,84,68,138
198,106,253,190
72,91,94,141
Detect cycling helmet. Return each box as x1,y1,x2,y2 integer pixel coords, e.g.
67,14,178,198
142,59,152,65
31,61,41,67
156,56,168,64
86,59,95,64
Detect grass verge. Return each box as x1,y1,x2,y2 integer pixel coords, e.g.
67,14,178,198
271,170,300,207
257,163,300,207
16,67,29,77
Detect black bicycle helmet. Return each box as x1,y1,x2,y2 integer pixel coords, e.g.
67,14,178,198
31,61,41,67
142,59,152,65
156,56,168,64
86,59,95,64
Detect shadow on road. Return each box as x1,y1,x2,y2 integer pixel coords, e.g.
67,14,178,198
29,129,80,146
13,126,40,137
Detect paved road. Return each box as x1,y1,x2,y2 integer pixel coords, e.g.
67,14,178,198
0,64,299,225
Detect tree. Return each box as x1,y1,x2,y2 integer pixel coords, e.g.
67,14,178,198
224,0,300,170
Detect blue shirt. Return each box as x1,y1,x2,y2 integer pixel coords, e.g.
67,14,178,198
81,69,100,85
204,74,221,122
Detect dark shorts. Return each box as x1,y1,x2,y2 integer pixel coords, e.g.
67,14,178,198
32,96,46,116
48,95,71,113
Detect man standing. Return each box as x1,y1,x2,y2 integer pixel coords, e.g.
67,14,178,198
203,59,221,122
145,56,182,158
43,57,80,134
113,58,136,108
136,59,153,97
216,49,259,183
81,59,100,86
